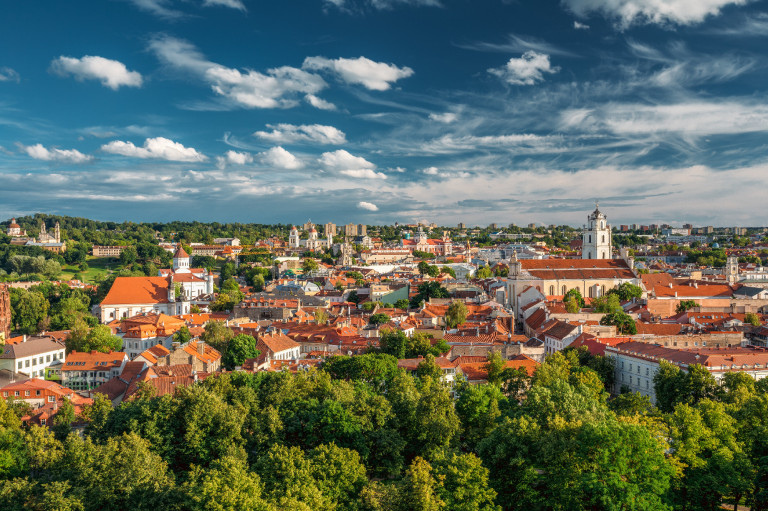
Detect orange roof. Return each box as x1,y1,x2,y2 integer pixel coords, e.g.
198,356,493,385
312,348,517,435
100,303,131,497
258,331,300,355
174,245,190,259
61,351,127,372
182,341,221,364
137,344,171,365
101,277,170,305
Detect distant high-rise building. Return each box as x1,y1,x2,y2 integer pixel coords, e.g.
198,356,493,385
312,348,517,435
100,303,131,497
458,223,466,229
528,223,536,229
357,224,367,236
705,226,714,234
345,224,358,237
489,223,498,229
620,225,629,232
683,223,693,229
324,223,336,237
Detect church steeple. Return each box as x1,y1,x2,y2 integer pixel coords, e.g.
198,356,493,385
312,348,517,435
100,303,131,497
582,202,612,259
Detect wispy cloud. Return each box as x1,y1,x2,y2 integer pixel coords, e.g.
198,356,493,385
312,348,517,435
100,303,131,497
457,34,579,58
562,0,753,29
254,123,347,145
149,36,329,109
0,67,20,83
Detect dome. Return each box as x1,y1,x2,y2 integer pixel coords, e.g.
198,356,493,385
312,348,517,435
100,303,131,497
309,228,317,233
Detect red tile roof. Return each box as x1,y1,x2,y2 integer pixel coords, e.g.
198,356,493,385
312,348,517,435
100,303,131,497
101,276,170,305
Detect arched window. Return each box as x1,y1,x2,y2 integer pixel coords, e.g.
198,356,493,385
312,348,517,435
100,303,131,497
589,287,594,298
562,285,567,295
588,251,592,258
588,235,592,243
549,285,554,296
602,235,605,243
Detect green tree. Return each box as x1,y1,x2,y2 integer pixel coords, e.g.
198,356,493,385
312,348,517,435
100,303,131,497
173,326,192,344
395,298,410,310
399,457,445,511
746,312,762,327
302,258,319,275
10,289,50,335
66,323,123,354
599,310,637,334
476,266,492,279
201,320,234,353
608,282,643,301
431,450,500,511
676,299,700,314
118,246,138,266
222,334,261,370
653,360,687,413
445,300,467,329
369,313,391,326
563,288,585,308
183,454,273,511
416,354,444,382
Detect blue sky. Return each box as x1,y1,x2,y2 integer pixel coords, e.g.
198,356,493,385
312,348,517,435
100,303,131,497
2,0,768,227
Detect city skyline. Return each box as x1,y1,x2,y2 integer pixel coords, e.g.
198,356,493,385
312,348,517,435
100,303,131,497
2,0,768,225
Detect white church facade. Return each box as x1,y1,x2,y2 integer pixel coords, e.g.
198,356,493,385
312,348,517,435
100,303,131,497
582,203,612,259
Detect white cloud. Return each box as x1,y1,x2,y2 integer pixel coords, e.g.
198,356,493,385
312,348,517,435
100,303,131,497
562,0,751,28
340,169,387,179
421,166,439,175
149,36,330,109
127,0,184,18
574,20,590,29
216,150,253,168
318,149,387,179
358,201,379,211
0,67,19,82
326,0,441,9
488,51,559,86
203,0,246,10
561,101,768,138
22,143,93,163
305,94,337,110
101,137,207,162
254,123,347,145
303,56,413,91
429,112,457,123
259,146,303,169
51,56,143,90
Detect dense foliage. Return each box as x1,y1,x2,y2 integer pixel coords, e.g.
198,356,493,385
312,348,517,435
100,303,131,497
3,346,768,510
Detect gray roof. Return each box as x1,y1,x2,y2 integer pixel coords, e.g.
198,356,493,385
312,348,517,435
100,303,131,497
0,337,64,359
734,286,766,297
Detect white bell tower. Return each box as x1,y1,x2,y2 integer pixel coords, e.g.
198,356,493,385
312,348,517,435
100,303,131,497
582,202,612,259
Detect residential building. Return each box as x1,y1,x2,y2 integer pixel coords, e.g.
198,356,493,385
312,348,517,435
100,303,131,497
61,351,129,391
606,342,768,403
257,331,302,362
1,378,86,409
157,341,221,373
324,223,337,237
0,336,65,379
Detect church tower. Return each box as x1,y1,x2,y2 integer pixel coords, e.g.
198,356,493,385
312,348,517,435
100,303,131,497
54,221,60,243
582,203,612,259
289,226,300,249
726,256,739,284
173,245,191,272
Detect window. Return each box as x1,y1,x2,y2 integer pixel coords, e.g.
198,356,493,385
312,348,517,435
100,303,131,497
32,358,36,365
25,390,30,396
562,285,567,295
646,368,649,376
602,235,605,243
589,287,594,298
630,376,633,384
17,361,22,370
46,355,51,363
25,360,30,368
588,235,592,243
629,363,632,371
36,390,41,396
14,391,19,397
549,285,554,295
2,392,6,397
40,419,46,426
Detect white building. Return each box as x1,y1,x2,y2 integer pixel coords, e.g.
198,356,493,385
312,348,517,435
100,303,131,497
0,337,65,379
289,226,333,251
582,203,612,259
605,341,768,403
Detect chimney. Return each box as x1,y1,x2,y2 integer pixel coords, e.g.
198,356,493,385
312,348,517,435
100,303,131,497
197,342,205,355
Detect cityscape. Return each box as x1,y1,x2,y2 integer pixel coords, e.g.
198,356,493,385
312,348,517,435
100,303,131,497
3,0,768,509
